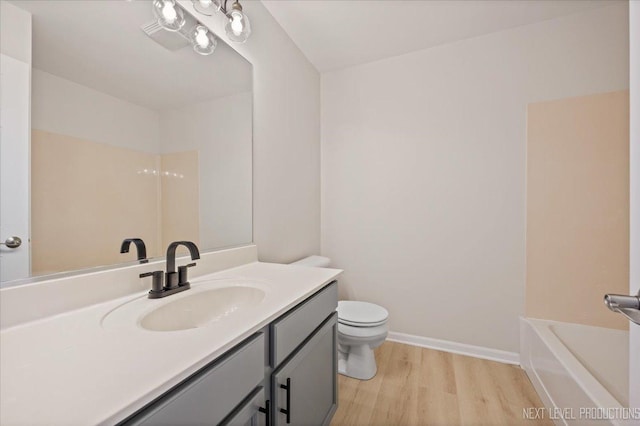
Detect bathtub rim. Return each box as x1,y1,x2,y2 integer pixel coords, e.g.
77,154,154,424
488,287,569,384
520,317,626,424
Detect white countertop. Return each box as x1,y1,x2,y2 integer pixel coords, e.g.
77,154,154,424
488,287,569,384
0,261,341,426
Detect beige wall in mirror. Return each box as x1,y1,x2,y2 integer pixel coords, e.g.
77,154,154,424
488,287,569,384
526,90,629,330
2,0,253,283
31,129,202,275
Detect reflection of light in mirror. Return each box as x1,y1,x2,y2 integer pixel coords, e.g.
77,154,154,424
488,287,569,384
152,0,185,32
162,3,177,23
195,27,209,47
162,170,185,179
136,169,184,179
190,25,217,56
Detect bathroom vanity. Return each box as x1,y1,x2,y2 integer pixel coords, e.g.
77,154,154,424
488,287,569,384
0,246,342,425
123,282,338,425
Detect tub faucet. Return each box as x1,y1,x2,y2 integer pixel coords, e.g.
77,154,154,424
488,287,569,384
604,290,640,326
165,241,200,289
120,238,148,263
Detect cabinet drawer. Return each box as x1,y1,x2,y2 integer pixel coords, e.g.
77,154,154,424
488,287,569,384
271,281,337,366
220,386,266,426
124,333,265,426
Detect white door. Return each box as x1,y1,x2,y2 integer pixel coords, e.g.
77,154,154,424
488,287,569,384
629,0,639,410
0,53,30,283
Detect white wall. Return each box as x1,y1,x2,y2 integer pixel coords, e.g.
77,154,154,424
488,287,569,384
321,4,629,353
179,0,321,263
31,69,160,153
0,1,31,64
159,92,253,249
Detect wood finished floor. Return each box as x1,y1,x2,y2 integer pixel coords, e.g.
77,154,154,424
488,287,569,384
331,341,552,426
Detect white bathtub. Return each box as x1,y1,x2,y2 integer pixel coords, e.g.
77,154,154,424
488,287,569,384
520,318,631,425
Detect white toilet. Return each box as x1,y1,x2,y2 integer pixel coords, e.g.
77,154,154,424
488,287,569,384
291,256,389,380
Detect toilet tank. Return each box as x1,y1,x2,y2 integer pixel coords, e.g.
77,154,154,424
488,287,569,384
290,255,331,268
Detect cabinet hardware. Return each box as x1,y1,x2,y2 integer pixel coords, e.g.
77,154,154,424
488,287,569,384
279,378,291,424
258,399,270,426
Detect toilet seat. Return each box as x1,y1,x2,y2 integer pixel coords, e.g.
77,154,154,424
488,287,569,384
339,318,388,327
338,301,388,328
338,322,388,339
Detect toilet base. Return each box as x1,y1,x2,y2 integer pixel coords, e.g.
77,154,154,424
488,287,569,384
338,344,377,380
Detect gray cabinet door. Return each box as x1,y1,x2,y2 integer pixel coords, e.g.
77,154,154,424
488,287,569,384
272,313,338,426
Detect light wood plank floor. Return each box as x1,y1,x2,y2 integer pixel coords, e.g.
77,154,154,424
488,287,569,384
331,341,552,426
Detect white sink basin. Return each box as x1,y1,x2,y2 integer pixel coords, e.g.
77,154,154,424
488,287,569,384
101,280,266,332
141,286,265,331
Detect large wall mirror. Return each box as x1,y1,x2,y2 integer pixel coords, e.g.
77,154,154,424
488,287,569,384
0,0,253,285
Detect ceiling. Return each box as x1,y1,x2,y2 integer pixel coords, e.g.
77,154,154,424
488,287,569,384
11,0,252,111
261,0,619,73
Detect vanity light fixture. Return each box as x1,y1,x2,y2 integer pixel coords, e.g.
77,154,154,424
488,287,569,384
149,0,249,56
152,0,185,32
192,0,251,43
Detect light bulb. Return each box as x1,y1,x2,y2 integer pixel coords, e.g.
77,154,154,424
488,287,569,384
230,12,243,35
192,0,221,15
152,0,185,32
161,1,177,23
224,1,251,43
190,24,217,55
195,27,209,48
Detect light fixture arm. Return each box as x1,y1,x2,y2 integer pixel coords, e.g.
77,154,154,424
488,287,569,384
220,0,241,19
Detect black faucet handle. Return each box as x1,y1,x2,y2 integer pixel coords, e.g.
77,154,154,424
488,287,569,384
178,262,197,286
140,270,164,294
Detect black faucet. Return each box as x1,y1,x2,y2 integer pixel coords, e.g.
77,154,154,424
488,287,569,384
140,241,200,299
165,241,201,289
120,238,148,263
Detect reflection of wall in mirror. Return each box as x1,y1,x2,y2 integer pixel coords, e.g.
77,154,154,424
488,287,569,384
30,70,201,274
159,92,253,250
0,1,32,282
31,129,161,274
161,151,200,249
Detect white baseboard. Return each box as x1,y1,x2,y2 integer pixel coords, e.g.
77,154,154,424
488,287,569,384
386,331,520,366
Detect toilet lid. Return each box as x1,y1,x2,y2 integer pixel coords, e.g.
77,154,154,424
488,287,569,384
337,301,388,327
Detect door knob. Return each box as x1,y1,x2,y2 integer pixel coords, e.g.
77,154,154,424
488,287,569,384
1,236,22,249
